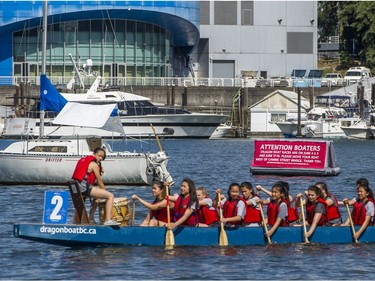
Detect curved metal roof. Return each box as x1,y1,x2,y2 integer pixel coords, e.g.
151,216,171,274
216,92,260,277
0,1,200,55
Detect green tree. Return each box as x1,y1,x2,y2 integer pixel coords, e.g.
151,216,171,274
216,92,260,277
338,1,375,69
318,1,339,42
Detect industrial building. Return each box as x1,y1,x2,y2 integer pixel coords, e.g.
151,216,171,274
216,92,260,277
0,1,317,84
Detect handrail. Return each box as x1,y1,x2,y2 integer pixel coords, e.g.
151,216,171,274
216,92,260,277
0,75,372,88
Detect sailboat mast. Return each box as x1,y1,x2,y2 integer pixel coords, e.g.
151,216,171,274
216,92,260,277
40,0,47,138
42,0,47,75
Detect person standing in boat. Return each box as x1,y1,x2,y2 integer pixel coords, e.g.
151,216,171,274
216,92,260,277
296,185,329,239
72,147,120,226
196,187,219,227
215,183,246,226
167,178,199,229
240,181,262,227
315,182,342,225
342,184,375,240
257,181,298,225
258,182,289,237
132,180,175,226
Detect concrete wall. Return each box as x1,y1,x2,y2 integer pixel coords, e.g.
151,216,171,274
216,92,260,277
0,84,332,114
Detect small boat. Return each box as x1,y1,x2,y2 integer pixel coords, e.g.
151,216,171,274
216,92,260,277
274,93,362,139
209,121,236,139
275,106,357,139
13,223,375,246
0,136,172,185
341,118,374,139
273,118,307,138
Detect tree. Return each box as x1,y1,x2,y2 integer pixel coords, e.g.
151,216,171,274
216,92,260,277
338,1,375,69
318,1,339,42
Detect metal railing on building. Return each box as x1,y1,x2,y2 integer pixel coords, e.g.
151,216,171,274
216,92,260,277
0,75,353,88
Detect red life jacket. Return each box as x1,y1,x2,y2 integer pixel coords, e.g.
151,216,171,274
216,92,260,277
223,198,244,226
306,197,328,226
174,195,198,226
72,155,97,185
243,196,261,224
352,198,375,225
151,199,175,223
267,199,289,226
287,198,299,223
197,198,219,225
325,193,341,221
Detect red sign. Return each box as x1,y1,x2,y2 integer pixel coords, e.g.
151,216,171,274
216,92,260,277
251,140,327,169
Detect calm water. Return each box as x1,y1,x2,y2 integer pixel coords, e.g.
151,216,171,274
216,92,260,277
2,138,375,280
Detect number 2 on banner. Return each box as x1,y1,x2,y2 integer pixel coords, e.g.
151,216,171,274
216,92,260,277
43,191,69,224
50,195,63,220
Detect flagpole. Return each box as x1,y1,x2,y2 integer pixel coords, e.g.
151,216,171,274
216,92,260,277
39,0,47,138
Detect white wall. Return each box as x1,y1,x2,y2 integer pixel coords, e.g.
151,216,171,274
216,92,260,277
197,0,317,79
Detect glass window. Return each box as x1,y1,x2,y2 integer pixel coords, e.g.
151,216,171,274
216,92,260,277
115,20,125,62
136,22,145,63
271,114,287,122
29,146,67,153
126,21,135,63
13,18,173,79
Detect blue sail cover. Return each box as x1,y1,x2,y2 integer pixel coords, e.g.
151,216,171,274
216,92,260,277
39,74,67,112
39,74,118,116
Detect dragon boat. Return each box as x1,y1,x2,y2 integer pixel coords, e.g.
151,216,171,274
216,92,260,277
13,223,375,247
12,182,375,247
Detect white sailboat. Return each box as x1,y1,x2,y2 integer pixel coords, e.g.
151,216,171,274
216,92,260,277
0,0,173,186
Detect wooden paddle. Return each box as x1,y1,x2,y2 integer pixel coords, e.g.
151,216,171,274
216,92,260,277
150,123,163,152
165,183,175,247
300,196,310,244
345,202,359,244
131,199,136,226
218,193,228,246
258,202,272,244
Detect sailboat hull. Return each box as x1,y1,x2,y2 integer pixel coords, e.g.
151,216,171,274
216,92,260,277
0,153,150,185
0,138,172,185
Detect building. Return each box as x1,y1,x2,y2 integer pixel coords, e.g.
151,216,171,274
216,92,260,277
0,1,317,84
0,1,200,81
249,90,310,133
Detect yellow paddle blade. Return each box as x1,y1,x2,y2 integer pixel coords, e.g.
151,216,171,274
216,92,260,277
165,229,175,246
219,224,228,246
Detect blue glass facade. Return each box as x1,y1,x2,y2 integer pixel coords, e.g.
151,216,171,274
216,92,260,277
0,1,199,79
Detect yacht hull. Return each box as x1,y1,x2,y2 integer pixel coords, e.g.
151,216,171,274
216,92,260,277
2,114,228,139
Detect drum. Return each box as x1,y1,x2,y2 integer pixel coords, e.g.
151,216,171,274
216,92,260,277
99,197,130,226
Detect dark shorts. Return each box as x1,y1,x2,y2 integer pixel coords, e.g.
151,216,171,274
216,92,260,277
78,180,93,197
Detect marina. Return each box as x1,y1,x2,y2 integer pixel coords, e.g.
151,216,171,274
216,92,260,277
2,72,228,140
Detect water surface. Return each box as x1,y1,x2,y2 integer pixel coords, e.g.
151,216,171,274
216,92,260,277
2,138,375,280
